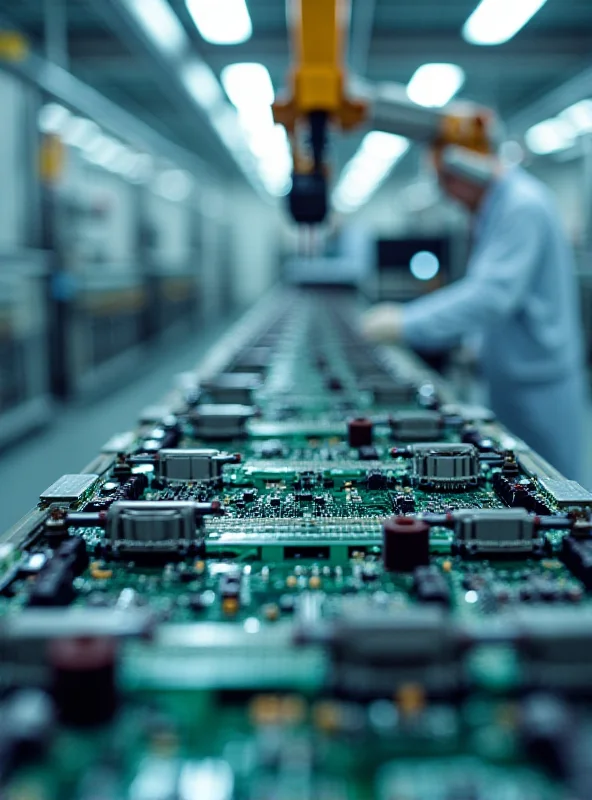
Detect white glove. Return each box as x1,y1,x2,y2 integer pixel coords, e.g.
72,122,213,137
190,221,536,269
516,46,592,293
360,303,404,344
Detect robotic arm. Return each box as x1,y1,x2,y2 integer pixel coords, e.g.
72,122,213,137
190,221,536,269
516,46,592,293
273,0,497,225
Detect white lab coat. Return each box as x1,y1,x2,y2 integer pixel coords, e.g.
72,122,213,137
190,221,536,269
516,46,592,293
402,167,587,482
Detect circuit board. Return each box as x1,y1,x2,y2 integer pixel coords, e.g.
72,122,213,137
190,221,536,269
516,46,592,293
2,289,592,799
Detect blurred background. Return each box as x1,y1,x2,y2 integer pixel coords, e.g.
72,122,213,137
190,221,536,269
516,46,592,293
1,0,592,526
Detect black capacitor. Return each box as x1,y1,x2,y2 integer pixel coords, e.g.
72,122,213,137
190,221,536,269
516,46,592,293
348,417,373,448
382,516,430,572
358,446,379,461
56,537,89,576
394,494,415,514
367,471,387,490
242,490,256,503
49,637,118,726
29,561,75,607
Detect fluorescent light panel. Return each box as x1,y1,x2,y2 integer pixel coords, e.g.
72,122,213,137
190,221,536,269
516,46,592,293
181,60,224,110
333,132,409,213
38,103,70,134
186,0,252,44
153,169,193,202
407,64,465,108
221,63,274,110
559,100,592,134
123,0,188,57
62,117,100,149
525,119,575,155
463,0,549,45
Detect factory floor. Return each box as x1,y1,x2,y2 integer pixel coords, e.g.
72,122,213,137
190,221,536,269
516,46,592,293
1,348,592,532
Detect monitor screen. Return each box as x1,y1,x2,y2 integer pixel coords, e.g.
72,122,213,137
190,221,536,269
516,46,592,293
376,237,450,282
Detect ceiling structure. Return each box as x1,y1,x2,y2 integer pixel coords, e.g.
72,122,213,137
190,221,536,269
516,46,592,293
2,0,592,183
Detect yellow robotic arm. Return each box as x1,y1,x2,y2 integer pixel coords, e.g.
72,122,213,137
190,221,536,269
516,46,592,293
272,0,366,224
274,0,497,224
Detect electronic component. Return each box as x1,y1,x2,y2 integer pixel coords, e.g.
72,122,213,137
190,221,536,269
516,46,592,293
451,508,539,556
389,410,442,441
192,404,254,440
28,559,75,607
347,417,373,448
0,691,55,782
538,477,592,508
382,516,430,572
202,373,261,405
40,474,99,504
157,449,240,482
410,443,480,489
360,377,417,405
105,501,220,557
413,565,451,606
49,637,118,726
562,536,592,588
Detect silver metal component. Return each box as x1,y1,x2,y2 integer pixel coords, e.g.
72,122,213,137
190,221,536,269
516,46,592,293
441,404,496,423
108,501,198,548
202,373,261,405
411,443,479,489
537,477,592,507
452,508,538,553
390,410,442,442
192,404,254,440
361,378,417,406
40,474,99,504
158,449,237,482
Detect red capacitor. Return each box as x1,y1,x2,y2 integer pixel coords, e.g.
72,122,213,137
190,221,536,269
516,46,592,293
348,417,373,448
382,515,430,572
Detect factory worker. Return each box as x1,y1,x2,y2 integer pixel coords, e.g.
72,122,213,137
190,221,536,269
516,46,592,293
361,114,587,482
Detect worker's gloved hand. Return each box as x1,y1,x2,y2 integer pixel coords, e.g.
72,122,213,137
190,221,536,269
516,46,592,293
360,303,404,344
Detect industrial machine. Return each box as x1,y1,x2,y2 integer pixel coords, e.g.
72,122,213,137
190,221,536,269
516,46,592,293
1,287,592,797
273,0,497,224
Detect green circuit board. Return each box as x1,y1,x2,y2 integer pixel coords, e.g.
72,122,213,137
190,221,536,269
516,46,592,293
2,289,592,800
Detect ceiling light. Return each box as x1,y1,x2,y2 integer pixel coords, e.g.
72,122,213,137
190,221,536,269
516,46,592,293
525,119,575,155
462,0,549,46
559,100,592,134
61,117,100,149
407,64,465,108
38,103,70,134
221,63,274,110
332,131,410,213
127,154,154,183
181,60,224,111
83,136,126,169
123,0,188,57
361,131,410,161
186,0,252,45
153,169,193,202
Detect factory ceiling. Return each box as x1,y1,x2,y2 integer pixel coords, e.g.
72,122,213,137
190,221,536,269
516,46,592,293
3,0,592,179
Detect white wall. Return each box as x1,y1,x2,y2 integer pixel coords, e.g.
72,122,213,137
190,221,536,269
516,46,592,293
0,70,28,249
227,185,281,307
60,147,137,266
145,190,192,270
